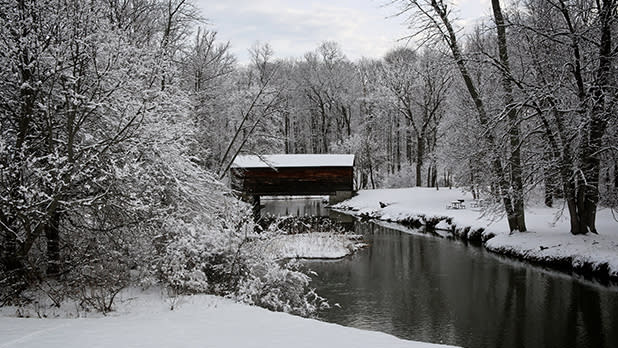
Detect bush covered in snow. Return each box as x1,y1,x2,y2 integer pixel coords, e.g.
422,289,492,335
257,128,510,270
0,0,322,317
235,259,328,317
260,215,347,234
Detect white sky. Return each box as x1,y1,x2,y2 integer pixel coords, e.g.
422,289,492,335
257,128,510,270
194,0,491,63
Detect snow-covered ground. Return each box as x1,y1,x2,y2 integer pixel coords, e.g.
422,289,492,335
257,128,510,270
333,187,618,279
257,232,366,259
0,290,456,348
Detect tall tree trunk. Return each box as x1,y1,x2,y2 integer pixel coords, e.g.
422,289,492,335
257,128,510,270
614,161,618,189
360,171,367,189
45,212,60,276
366,141,376,189
395,117,401,172
544,170,554,208
342,105,351,137
406,118,413,164
416,135,424,187
0,212,21,275
492,0,527,232
311,111,319,153
431,164,437,187
284,111,290,154
430,0,521,232
571,0,614,234
321,106,328,153
543,146,554,207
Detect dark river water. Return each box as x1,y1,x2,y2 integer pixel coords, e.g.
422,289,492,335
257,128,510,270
261,197,618,348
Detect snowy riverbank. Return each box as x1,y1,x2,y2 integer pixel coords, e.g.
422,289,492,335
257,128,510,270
333,188,618,281
255,216,367,259
0,290,457,348
256,232,366,259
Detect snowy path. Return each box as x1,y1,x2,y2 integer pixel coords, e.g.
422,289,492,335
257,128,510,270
334,187,618,279
0,293,457,348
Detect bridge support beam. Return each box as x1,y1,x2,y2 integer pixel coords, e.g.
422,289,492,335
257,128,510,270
329,191,353,205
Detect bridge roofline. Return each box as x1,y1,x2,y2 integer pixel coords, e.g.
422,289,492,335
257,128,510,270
232,154,355,169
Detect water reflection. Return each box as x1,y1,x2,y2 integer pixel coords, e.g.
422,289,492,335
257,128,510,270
309,223,618,348
261,198,618,348
261,196,354,229
261,196,330,217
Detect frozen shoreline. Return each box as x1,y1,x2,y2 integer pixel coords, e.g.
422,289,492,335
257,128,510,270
0,290,457,348
333,187,618,282
254,232,367,260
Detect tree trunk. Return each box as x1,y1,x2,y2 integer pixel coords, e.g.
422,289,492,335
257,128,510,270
416,136,424,187
492,0,527,232
368,152,376,190
360,171,367,189
284,111,290,154
431,164,437,187
321,105,328,153
0,212,22,276
342,105,351,137
569,0,614,235
395,117,401,172
430,0,522,232
614,161,618,189
406,119,413,165
543,146,554,207
45,212,60,276
544,172,554,208
470,167,478,199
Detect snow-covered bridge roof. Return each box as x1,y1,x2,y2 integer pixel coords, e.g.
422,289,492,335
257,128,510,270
232,154,355,169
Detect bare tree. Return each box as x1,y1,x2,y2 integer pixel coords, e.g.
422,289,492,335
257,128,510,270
490,0,527,231
513,0,617,234
393,0,527,232
383,48,452,187
217,43,283,178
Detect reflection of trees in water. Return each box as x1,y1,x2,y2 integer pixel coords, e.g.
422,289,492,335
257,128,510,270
493,267,527,348
309,221,618,348
566,281,605,347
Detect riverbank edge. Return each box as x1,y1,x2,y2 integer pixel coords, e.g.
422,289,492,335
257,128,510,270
0,290,459,348
332,207,618,284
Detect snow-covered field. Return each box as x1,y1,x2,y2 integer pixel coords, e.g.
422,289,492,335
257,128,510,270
334,187,618,279
0,290,457,348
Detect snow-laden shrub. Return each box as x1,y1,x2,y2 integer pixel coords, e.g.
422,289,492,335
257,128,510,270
154,209,328,316
260,215,346,234
55,204,143,313
156,216,244,295
235,259,327,317
0,0,325,315
158,231,211,293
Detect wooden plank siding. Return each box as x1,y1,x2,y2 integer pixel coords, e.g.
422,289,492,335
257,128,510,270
231,166,353,196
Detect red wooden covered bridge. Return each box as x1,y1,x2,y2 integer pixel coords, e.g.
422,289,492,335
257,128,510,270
231,154,355,218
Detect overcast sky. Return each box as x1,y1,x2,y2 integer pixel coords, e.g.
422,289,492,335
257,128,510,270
194,0,491,63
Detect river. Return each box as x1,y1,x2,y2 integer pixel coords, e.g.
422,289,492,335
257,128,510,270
261,197,618,348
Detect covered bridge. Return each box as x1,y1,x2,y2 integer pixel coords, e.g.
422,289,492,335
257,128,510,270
231,154,355,218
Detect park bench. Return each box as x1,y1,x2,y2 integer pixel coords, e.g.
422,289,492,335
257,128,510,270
447,200,466,209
